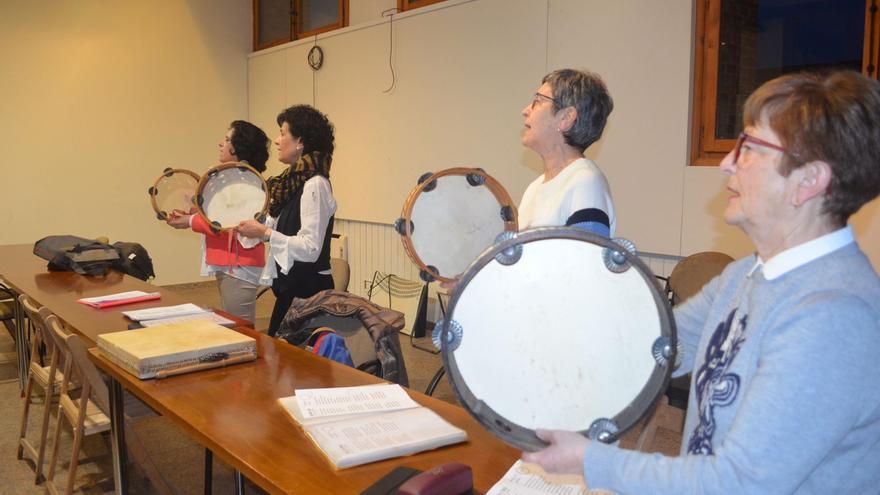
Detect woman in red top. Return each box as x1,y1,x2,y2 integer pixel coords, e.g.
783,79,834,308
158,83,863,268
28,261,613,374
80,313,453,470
167,120,270,323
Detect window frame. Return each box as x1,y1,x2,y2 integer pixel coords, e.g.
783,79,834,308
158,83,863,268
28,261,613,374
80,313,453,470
690,0,880,166
253,0,349,52
397,0,446,13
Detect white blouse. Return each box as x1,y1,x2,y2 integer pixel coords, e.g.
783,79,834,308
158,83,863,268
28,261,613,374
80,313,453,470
260,176,337,283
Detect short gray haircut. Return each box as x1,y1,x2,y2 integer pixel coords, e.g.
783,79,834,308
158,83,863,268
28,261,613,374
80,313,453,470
543,69,614,153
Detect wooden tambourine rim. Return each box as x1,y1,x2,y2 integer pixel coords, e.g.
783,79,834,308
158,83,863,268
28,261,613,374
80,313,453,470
195,162,269,231
441,227,676,451
398,167,518,283
149,168,200,221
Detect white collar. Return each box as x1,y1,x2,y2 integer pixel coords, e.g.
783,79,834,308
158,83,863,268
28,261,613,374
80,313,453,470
748,226,855,280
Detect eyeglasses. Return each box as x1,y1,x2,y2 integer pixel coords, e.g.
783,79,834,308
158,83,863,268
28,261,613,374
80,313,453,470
733,132,798,164
530,92,561,110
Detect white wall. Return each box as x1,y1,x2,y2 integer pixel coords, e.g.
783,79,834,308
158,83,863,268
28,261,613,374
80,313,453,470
249,0,880,273
4,0,876,289
0,0,252,284
350,0,396,25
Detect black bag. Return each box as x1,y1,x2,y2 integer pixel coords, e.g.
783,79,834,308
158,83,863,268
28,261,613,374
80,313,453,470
33,235,120,277
112,242,155,281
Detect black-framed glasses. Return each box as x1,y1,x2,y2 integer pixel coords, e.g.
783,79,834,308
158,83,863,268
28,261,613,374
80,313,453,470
733,132,798,164
530,92,561,110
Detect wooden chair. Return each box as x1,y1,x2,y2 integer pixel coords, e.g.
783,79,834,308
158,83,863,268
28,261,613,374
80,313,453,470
667,251,734,306
635,396,686,453
667,251,735,407
329,257,350,292
0,280,16,340
16,297,67,484
635,252,734,452
43,315,173,495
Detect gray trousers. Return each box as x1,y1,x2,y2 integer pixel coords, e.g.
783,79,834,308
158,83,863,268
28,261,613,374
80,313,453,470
215,272,259,324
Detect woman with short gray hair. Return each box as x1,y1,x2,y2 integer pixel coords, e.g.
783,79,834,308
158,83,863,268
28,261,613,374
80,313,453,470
519,68,615,236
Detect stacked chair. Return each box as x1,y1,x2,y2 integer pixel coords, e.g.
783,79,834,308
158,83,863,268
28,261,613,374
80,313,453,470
30,307,174,494
16,296,68,483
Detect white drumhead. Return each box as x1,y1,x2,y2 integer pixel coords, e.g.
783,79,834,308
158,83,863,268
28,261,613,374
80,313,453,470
410,174,506,278
448,235,663,434
151,169,199,218
200,167,266,229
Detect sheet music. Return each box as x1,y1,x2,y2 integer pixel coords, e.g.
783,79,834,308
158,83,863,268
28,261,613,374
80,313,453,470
488,460,589,495
293,384,419,420
122,303,208,322
302,407,467,469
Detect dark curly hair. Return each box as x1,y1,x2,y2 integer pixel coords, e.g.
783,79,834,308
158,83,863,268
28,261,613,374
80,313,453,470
229,120,270,172
277,105,335,156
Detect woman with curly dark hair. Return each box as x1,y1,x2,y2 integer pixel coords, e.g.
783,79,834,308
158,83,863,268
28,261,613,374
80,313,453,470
237,105,337,336
167,120,269,323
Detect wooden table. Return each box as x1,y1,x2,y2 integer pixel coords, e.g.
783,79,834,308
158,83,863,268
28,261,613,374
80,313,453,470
0,244,190,391
0,244,520,494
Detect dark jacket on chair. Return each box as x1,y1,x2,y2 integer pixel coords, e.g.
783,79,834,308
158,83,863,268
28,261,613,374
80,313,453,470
276,289,409,387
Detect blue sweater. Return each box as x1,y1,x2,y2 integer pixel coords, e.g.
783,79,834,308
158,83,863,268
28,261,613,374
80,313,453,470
582,236,880,494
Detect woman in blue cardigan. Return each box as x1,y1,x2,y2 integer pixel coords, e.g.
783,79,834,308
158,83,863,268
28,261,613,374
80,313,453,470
525,71,880,494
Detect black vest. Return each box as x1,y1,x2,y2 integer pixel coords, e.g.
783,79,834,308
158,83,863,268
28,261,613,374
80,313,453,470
271,184,335,298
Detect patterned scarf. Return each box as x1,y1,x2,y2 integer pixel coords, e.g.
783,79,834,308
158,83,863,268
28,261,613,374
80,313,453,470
268,151,331,217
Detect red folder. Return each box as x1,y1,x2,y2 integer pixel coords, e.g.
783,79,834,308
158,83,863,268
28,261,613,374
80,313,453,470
77,292,161,309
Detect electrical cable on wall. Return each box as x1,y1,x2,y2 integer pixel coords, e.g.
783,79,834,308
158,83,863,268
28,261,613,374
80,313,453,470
381,8,399,93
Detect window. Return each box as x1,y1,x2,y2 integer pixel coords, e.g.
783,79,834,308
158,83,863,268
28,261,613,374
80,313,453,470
253,0,348,51
691,0,879,165
397,0,447,13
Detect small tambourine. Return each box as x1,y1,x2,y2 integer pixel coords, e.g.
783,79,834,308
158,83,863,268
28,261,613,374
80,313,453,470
436,228,676,451
395,168,517,283
148,168,200,221
195,162,269,231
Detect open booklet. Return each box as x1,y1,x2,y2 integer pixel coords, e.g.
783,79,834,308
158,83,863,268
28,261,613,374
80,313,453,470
278,384,468,469
487,460,589,495
121,303,234,327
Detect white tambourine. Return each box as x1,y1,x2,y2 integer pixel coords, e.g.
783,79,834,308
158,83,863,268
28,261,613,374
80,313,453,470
148,168,200,220
437,228,676,451
195,162,268,231
395,168,518,283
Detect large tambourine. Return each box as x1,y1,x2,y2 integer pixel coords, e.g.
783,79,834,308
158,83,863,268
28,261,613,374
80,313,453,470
394,168,518,283
195,162,269,231
436,228,676,451
148,168,200,220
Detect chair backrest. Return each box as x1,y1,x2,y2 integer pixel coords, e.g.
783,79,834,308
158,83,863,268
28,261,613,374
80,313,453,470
43,313,110,413
668,251,735,305
329,258,350,292
65,330,111,414
18,293,42,324
0,280,15,321
19,294,49,355
38,307,65,359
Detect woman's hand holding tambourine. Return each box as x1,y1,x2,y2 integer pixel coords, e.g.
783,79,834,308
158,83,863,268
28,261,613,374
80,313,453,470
166,209,192,230
521,429,589,476
235,219,270,240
